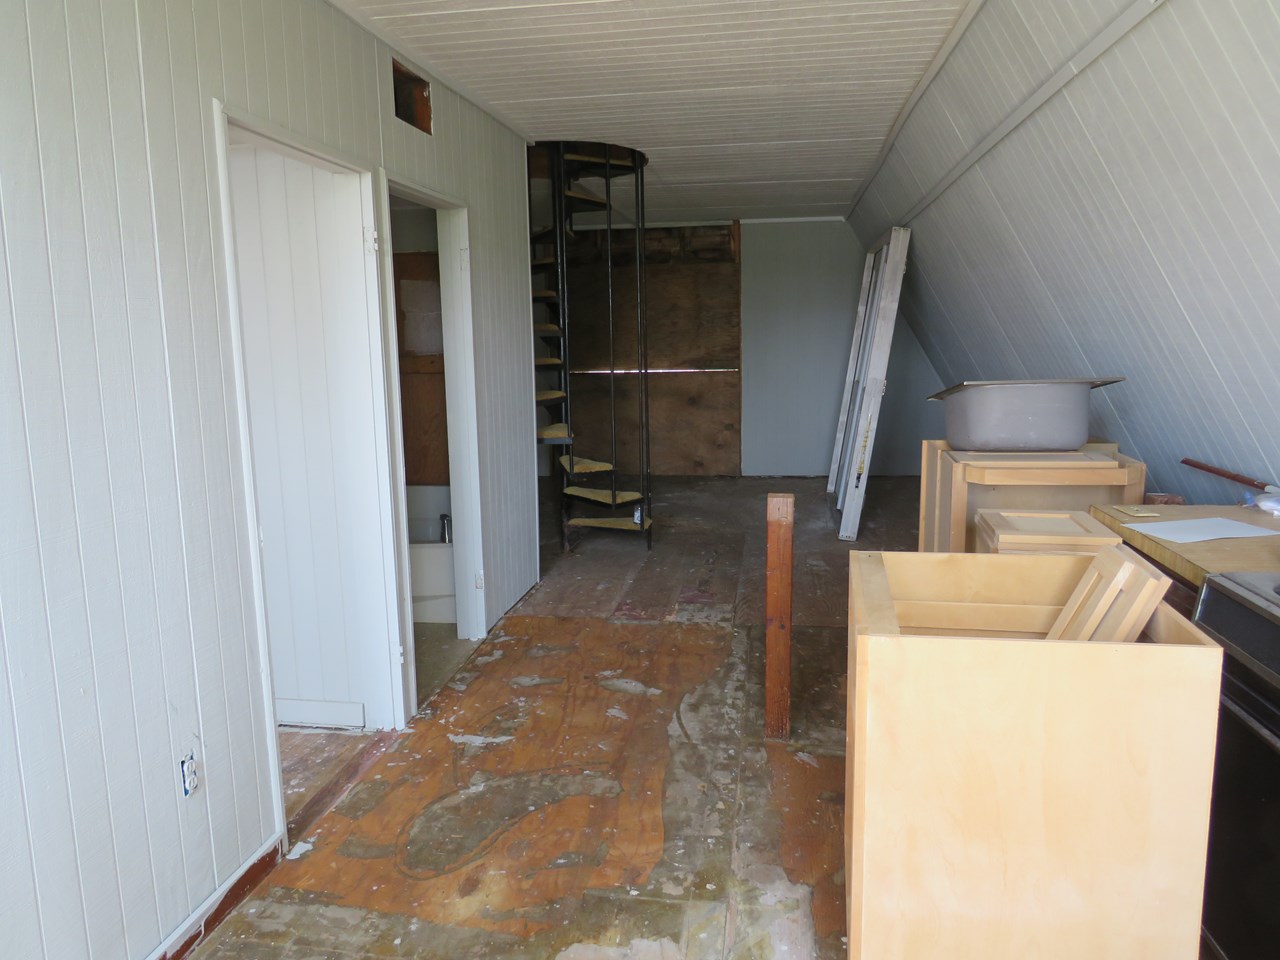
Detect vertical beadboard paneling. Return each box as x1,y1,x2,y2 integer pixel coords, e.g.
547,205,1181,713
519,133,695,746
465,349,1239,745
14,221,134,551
0,15,91,947
851,0,1280,502
103,0,203,933
136,0,223,902
65,0,170,949
377,52,539,628
21,0,132,952
2,0,534,957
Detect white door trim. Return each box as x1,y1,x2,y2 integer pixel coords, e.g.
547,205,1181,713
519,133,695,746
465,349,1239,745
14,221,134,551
376,174,487,655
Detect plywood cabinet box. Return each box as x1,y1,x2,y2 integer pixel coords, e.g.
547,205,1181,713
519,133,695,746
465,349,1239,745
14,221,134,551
919,440,1145,552
846,551,1221,960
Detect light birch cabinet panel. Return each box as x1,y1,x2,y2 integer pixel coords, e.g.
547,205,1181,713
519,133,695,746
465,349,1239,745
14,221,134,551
919,441,1146,552
846,551,1221,960
974,507,1124,555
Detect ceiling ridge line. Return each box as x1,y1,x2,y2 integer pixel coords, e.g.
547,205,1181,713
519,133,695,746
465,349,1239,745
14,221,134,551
845,0,989,219
890,0,1167,228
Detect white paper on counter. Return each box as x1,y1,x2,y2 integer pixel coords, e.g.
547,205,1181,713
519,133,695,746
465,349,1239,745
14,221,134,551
1122,518,1280,544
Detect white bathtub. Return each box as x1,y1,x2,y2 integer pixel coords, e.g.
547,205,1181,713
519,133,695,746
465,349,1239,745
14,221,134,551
410,541,455,623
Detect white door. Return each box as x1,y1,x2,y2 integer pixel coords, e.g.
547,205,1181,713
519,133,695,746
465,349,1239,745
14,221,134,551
228,142,396,730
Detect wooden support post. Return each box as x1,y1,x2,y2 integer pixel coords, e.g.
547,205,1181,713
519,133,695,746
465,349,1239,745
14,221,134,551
765,492,794,740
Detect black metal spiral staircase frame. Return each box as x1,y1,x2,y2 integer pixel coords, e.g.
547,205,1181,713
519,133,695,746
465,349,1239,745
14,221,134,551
530,141,652,550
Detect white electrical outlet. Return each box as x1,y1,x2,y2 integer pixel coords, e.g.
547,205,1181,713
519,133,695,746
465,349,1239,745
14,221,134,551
180,753,199,797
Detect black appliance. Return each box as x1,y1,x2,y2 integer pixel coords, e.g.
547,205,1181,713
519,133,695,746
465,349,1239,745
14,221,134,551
1194,572,1280,960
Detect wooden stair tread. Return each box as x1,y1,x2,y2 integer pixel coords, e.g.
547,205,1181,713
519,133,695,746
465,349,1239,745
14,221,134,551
534,357,562,367
532,289,559,300
534,323,564,337
569,516,652,532
559,455,613,475
564,486,642,506
565,187,608,207
531,227,574,244
538,423,571,440
531,257,556,268
535,390,567,403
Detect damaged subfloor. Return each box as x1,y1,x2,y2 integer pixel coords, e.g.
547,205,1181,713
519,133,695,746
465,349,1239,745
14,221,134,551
195,476,918,960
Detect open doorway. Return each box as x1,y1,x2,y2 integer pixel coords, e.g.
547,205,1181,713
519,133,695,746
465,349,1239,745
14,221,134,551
386,194,478,708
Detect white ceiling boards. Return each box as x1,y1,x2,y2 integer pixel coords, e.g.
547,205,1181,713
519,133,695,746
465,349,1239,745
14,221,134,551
333,0,975,222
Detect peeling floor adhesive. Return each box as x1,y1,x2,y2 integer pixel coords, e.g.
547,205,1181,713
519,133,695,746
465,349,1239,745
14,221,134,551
555,937,683,960
284,840,313,861
599,677,662,697
510,675,565,688
446,733,515,747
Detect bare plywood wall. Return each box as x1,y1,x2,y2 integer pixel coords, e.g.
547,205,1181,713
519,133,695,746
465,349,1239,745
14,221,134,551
394,253,450,486
568,226,741,476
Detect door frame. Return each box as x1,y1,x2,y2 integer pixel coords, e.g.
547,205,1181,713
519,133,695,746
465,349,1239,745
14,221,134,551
210,99,415,753
373,174,489,718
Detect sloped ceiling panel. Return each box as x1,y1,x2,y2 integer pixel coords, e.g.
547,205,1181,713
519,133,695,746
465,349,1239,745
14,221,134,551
850,0,1280,502
333,0,972,221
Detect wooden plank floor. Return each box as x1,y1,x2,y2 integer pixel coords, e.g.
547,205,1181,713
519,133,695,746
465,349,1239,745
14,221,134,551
195,476,919,960
278,729,381,844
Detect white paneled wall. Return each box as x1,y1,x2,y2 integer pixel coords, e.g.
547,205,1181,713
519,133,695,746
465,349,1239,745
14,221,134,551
850,0,1280,503
0,1,533,958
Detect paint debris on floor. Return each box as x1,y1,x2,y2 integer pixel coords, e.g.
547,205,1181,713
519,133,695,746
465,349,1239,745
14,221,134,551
195,477,916,960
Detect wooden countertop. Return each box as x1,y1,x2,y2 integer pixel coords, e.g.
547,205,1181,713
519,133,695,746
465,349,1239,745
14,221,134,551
1090,503,1280,589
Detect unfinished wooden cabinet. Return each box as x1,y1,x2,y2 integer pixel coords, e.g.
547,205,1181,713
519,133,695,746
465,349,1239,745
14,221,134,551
846,551,1221,960
975,507,1123,555
919,440,1145,552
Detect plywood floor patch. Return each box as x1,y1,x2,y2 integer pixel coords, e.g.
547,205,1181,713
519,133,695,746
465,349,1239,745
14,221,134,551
267,616,732,938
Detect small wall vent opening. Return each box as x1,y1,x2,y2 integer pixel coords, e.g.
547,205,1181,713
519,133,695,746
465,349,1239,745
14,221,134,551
392,60,432,135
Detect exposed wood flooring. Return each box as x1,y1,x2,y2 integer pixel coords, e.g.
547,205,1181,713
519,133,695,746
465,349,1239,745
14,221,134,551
415,620,478,710
194,477,918,960
278,729,386,845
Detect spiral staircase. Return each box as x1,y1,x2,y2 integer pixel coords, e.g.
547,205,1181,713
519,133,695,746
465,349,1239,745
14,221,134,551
528,141,652,549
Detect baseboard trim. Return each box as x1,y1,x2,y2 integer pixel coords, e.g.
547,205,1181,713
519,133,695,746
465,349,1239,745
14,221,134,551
149,835,283,960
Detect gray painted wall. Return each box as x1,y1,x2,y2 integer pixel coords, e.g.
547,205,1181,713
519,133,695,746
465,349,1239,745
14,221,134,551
390,204,439,252
740,220,942,477
850,0,1280,503
870,321,946,476
740,221,863,476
